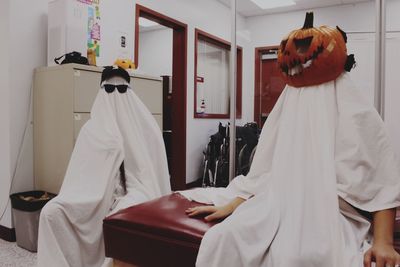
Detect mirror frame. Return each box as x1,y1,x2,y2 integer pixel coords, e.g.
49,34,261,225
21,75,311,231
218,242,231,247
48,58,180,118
194,28,242,119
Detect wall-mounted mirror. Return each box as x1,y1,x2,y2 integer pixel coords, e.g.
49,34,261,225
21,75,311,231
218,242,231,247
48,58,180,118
194,29,242,119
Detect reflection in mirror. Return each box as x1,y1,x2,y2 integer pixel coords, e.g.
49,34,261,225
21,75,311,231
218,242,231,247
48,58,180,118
195,31,230,116
138,18,172,78
194,29,242,119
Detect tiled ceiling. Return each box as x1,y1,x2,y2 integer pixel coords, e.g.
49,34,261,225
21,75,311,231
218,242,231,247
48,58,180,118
217,0,372,17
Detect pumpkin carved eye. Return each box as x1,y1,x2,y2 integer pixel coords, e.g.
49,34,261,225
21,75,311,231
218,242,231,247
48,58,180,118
294,36,313,54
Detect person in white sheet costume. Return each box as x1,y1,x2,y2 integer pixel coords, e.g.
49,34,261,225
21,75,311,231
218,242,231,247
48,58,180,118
37,67,171,267
180,13,400,267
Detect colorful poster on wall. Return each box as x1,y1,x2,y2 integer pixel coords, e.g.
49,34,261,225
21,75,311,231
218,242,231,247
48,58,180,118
77,0,101,57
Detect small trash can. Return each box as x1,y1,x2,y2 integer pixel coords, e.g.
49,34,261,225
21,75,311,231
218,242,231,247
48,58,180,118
10,190,56,252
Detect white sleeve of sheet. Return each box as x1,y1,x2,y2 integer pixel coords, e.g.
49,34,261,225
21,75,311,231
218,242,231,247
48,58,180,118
335,74,400,212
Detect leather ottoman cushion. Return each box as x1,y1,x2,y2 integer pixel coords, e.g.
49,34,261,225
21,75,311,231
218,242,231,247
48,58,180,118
103,193,217,267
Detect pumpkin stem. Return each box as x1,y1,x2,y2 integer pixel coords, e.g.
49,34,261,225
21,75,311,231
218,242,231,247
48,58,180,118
302,12,314,29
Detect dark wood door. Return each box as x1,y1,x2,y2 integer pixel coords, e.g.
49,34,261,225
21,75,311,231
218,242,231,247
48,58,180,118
254,47,286,127
135,4,187,190
162,76,173,178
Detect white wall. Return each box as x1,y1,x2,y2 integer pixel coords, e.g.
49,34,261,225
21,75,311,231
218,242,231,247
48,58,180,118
386,0,400,31
0,0,12,228
98,0,135,66
384,32,400,158
138,28,173,77
0,0,50,229
383,0,400,157
9,0,50,195
197,43,230,114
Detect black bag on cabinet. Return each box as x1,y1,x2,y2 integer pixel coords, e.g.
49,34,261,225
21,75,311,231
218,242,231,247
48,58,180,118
54,51,89,65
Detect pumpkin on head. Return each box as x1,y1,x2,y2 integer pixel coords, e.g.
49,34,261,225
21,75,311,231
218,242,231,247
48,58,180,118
277,12,355,87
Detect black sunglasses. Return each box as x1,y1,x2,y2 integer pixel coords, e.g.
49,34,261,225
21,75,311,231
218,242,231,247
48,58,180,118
102,84,130,94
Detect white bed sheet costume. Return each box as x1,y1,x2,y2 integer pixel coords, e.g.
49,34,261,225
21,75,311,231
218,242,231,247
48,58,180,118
37,70,171,267
180,73,400,267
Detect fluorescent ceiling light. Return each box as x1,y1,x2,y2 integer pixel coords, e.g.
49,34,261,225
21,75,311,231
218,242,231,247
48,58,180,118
139,17,159,27
250,0,296,9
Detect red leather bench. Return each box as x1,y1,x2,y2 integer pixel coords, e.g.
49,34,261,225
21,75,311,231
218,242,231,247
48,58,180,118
104,193,400,266
103,193,217,267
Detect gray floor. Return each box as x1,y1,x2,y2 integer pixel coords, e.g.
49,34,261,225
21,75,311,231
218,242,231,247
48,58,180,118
0,238,36,267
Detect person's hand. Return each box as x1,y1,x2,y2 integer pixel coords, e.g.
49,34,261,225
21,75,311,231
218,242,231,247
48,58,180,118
185,204,234,222
364,242,400,267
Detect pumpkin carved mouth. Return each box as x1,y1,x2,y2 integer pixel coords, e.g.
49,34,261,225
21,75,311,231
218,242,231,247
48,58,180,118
280,44,324,76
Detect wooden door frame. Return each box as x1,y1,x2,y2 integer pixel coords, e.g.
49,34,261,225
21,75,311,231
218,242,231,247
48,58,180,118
135,4,187,190
254,46,279,125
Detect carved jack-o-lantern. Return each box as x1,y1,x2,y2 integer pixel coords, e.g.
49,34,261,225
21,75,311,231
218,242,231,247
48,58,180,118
277,12,355,87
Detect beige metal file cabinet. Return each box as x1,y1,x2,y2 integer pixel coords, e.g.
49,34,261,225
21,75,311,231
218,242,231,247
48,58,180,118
33,64,162,194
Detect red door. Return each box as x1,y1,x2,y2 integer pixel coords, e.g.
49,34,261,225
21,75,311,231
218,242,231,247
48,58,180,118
254,47,286,127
